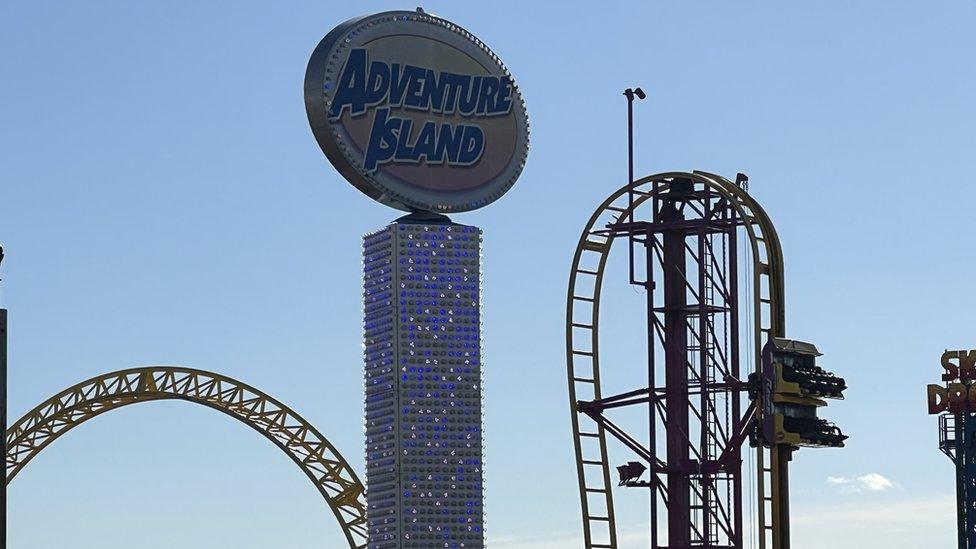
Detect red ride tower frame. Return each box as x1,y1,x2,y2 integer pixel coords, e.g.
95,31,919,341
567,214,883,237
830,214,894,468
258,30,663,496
577,175,748,548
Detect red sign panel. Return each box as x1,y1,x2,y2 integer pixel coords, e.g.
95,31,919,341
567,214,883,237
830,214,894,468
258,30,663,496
928,350,976,414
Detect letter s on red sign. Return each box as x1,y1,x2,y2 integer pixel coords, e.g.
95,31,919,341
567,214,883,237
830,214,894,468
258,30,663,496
943,350,960,382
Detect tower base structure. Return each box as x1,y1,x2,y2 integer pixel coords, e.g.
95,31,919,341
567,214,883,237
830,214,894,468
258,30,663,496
941,412,976,548
363,218,484,548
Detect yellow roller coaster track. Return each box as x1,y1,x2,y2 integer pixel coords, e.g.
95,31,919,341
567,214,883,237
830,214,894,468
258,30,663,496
566,171,787,549
4,366,368,549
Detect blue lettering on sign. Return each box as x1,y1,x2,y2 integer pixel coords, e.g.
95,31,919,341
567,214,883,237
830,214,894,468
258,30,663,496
329,49,511,173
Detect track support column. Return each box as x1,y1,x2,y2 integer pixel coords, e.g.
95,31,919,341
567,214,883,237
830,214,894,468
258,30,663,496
662,183,691,547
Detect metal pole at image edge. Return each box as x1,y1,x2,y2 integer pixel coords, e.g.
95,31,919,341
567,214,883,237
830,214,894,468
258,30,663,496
1,308,7,549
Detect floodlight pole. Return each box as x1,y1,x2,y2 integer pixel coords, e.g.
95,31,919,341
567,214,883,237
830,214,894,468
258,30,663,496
625,89,635,220
623,87,644,286
623,87,658,545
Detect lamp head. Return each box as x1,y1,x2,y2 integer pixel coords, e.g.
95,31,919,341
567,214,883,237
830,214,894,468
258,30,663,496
616,461,647,486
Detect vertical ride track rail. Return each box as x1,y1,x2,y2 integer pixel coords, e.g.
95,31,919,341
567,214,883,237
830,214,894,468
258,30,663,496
567,171,787,549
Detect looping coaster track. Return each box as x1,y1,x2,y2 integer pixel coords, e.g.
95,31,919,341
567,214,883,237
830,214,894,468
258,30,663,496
567,171,787,549
4,366,368,549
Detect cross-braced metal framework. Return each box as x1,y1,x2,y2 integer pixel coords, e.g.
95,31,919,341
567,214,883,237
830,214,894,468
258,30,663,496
940,412,976,548
5,366,368,549
568,171,787,549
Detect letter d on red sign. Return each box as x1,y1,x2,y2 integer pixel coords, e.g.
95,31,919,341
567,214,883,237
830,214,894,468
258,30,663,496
928,384,948,414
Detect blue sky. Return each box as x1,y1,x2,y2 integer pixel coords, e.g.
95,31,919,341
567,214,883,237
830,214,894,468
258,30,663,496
1,1,974,548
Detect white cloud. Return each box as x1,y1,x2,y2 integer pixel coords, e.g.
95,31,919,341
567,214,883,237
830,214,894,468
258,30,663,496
827,472,898,492
791,495,955,548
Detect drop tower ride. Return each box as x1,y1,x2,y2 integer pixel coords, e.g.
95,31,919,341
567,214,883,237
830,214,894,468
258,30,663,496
567,91,848,549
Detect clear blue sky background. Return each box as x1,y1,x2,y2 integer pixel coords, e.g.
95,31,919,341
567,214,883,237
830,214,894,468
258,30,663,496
1,2,974,548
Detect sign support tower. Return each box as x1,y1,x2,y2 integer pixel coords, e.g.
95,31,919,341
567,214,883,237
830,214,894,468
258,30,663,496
928,350,976,548
304,9,529,548
945,412,976,547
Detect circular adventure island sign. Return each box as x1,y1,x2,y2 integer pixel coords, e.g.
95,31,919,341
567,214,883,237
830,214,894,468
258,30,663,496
304,9,529,214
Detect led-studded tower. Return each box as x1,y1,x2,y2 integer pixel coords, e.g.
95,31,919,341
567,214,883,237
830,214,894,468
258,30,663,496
304,9,528,549
364,219,483,546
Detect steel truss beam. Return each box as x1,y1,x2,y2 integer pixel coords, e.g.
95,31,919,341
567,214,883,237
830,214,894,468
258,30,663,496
5,366,368,548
